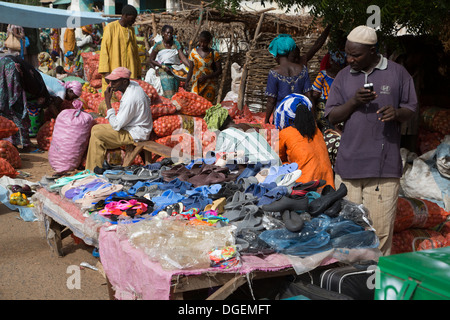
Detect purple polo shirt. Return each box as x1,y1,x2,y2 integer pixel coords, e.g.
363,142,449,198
325,55,418,179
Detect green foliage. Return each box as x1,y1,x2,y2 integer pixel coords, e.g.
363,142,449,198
212,0,449,50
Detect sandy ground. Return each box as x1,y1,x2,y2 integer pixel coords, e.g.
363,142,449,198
0,140,110,300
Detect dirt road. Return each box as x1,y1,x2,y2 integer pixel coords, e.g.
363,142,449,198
0,142,110,300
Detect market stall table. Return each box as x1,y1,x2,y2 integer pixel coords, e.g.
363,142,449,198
99,226,329,300
34,187,102,256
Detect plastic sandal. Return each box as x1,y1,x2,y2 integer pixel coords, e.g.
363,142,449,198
121,167,159,181
49,170,94,189
275,169,303,187
223,191,257,210
203,197,226,214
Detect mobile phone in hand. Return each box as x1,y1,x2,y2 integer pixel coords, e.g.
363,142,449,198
364,83,374,92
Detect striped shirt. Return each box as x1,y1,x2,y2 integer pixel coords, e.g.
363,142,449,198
312,70,335,100
215,127,281,165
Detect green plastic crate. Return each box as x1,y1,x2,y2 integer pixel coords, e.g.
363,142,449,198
375,247,450,300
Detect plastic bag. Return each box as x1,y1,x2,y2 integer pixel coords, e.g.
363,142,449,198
123,217,235,270
259,214,379,257
395,196,450,232
338,200,374,230
48,106,94,173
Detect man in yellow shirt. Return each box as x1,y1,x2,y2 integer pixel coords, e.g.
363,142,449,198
98,5,141,94
63,28,76,60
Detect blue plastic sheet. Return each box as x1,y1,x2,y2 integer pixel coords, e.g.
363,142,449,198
259,214,379,257
0,185,37,222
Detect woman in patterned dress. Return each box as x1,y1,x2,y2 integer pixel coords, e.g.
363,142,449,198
0,55,49,151
264,34,313,124
148,25,190,98
185,31,222,103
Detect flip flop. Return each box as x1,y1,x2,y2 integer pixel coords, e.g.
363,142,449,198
257,186,289,206
121,167,160,181
223,204,259,222
255,168,270,183
236,162,263,180
135,184,159,197
223,191,257,210
291,179,326,196
234,210,264,233
275,169,303,187
236,176,259,191
264,163,298,184
204,197,226,214
208,182,243,200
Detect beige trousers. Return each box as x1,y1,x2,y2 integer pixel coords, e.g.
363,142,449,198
335,174,400,256
85,124,134,171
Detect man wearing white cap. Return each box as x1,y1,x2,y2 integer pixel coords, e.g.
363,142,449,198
85,67,153,171
325,25,418,255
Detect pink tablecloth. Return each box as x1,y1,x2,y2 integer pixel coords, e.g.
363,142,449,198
99,227,294,300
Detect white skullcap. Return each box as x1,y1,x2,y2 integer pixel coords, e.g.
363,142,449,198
347,25,377,45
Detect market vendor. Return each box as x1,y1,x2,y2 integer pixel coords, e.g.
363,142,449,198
85,67,153,171
39,74,82,121
325,25,418,255
278,94,335,187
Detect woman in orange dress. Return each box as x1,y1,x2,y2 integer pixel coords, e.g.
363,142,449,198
278,94,335,188
185,31,222,103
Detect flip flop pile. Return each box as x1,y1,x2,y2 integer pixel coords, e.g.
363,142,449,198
42,157,380,260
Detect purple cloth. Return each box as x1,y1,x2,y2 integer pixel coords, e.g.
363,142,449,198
325,58,418,179
265,66,312,107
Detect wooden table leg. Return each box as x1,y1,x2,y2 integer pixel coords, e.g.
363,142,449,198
44,215,73,257
206,275,248,300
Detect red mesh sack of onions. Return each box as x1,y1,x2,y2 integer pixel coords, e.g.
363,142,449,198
0,140,21,169
156,133,196,156
171,88,212,116
0,116,19,139
394,197,450,233
0,158,18,178
151,104,177,118
391,228,441,254
134,80,159,103
153,115,207,138
36,119,55,151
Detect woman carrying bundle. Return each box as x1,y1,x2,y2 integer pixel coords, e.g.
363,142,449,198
148,25,190,98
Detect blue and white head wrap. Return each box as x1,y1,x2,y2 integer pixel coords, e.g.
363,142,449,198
274,93,313,130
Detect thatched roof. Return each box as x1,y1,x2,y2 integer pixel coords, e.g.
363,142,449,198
135,6,328,108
